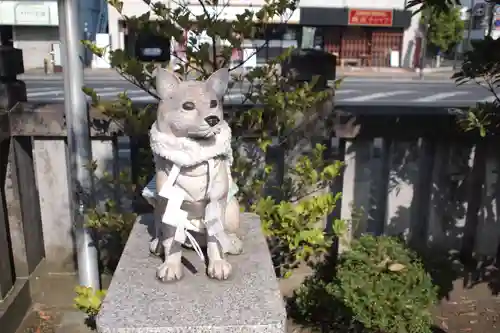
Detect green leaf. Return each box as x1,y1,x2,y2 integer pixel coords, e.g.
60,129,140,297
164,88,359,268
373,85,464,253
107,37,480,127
424,7,464,54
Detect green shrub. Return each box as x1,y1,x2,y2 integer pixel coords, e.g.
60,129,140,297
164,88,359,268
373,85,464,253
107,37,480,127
290,235,437,333
335,235,437,333
74,286,106,329
290,274,365,333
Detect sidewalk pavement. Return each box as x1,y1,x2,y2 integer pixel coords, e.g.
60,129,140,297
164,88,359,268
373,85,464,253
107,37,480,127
19,66,457,83
19,68,121,81
340,73,456,84
15,264,111,333
337,66,456,81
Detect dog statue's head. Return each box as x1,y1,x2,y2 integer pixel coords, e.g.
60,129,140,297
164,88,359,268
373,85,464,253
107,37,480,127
155,68,229,139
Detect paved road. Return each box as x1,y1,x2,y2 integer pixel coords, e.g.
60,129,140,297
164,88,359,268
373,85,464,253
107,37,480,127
23,76,496,107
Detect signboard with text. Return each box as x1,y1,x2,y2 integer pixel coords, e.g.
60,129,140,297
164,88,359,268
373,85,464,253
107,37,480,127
14,3,51,25
348,9,393,27
0,1,58,26
495,4,500,30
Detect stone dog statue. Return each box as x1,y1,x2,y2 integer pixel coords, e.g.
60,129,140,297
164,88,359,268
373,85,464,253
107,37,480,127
145,67,243,282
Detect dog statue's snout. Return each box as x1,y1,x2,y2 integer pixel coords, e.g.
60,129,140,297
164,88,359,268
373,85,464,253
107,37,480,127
204,116,220,127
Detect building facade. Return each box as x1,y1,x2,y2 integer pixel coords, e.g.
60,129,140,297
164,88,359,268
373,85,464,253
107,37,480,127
300,0,417,68
107,0,419,68
462,1,500,43
81,0,109,66
0,1,60,69
0,0,108,70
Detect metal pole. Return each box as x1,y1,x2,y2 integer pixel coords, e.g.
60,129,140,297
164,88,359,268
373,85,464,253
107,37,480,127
58,0,100,290
452,42,459,70
466,0,475,51
487,1,495,37
419,10,429,79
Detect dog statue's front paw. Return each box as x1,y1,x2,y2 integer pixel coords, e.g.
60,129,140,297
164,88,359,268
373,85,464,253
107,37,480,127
225,233,243,255
207,259,232,280
149,238,163,257
156,257,183,282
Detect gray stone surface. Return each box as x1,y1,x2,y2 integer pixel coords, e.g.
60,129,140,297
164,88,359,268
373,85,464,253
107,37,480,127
33,138,116,273
96,213,286,333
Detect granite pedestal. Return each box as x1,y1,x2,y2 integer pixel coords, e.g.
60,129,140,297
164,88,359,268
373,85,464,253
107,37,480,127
96,213,287,333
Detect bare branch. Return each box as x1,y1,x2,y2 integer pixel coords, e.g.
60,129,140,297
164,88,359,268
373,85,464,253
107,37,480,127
484,74,500,104
116,69,161,100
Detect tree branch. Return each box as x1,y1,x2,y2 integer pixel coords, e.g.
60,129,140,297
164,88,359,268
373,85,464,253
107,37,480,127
196,0,218,70
484,74,500,104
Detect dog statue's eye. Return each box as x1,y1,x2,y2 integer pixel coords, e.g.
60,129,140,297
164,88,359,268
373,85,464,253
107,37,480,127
182,101,195,110
210,100,218,108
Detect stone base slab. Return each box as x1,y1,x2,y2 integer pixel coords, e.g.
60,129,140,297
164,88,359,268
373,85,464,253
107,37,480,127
96,213,286,333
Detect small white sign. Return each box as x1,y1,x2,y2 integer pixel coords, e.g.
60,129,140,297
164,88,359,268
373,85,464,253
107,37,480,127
243,48,257,68
390,50,400,68
142,48,162,56
14,4,50,25
92,33,111,69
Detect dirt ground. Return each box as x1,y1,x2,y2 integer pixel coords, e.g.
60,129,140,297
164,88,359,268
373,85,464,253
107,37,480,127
17,264,500,333
431,280,500,333
15,268,110,333
434,299,500,333
17,305,92,333
287,292,500,333
19,298,500,333
282,262,500,333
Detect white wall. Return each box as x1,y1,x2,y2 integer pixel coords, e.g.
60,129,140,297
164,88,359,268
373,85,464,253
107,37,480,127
108,0,152,50
401,7,421,68
108,4,121,51
300,0,407,9
185,0,267,4
187,5,299,23
13,26,59,69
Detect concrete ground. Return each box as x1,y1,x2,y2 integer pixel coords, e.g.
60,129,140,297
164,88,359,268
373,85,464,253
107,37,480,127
17,258,500,333
15,265,111,333
20,65,455,81
12,261,310,333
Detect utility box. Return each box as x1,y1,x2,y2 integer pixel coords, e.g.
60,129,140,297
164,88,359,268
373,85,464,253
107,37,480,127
0,46,24,78
281,48,336,91
135,32,171,63
0,46,26,110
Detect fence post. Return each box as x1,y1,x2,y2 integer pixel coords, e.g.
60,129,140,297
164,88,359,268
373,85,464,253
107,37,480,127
0,38,26,300
0,37,39,333
0,115,13,300
0,44,26,111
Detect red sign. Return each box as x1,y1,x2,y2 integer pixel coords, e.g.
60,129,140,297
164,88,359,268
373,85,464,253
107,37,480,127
348,9,393,27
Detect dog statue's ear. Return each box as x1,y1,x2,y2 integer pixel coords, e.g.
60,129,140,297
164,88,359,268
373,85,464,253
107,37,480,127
206,68,229,100
155,67,181,100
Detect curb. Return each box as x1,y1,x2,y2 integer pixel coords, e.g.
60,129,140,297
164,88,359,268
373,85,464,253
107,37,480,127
22,75,456,83
19,75,123,81
342,77,456,84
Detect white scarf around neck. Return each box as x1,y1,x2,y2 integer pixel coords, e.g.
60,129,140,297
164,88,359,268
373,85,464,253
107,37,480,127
149,121,233,167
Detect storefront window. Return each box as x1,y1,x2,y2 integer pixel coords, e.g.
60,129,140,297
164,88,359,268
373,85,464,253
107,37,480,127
0,26,13,46
251,24,298,40
242,24,300,66
300,26,324,50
